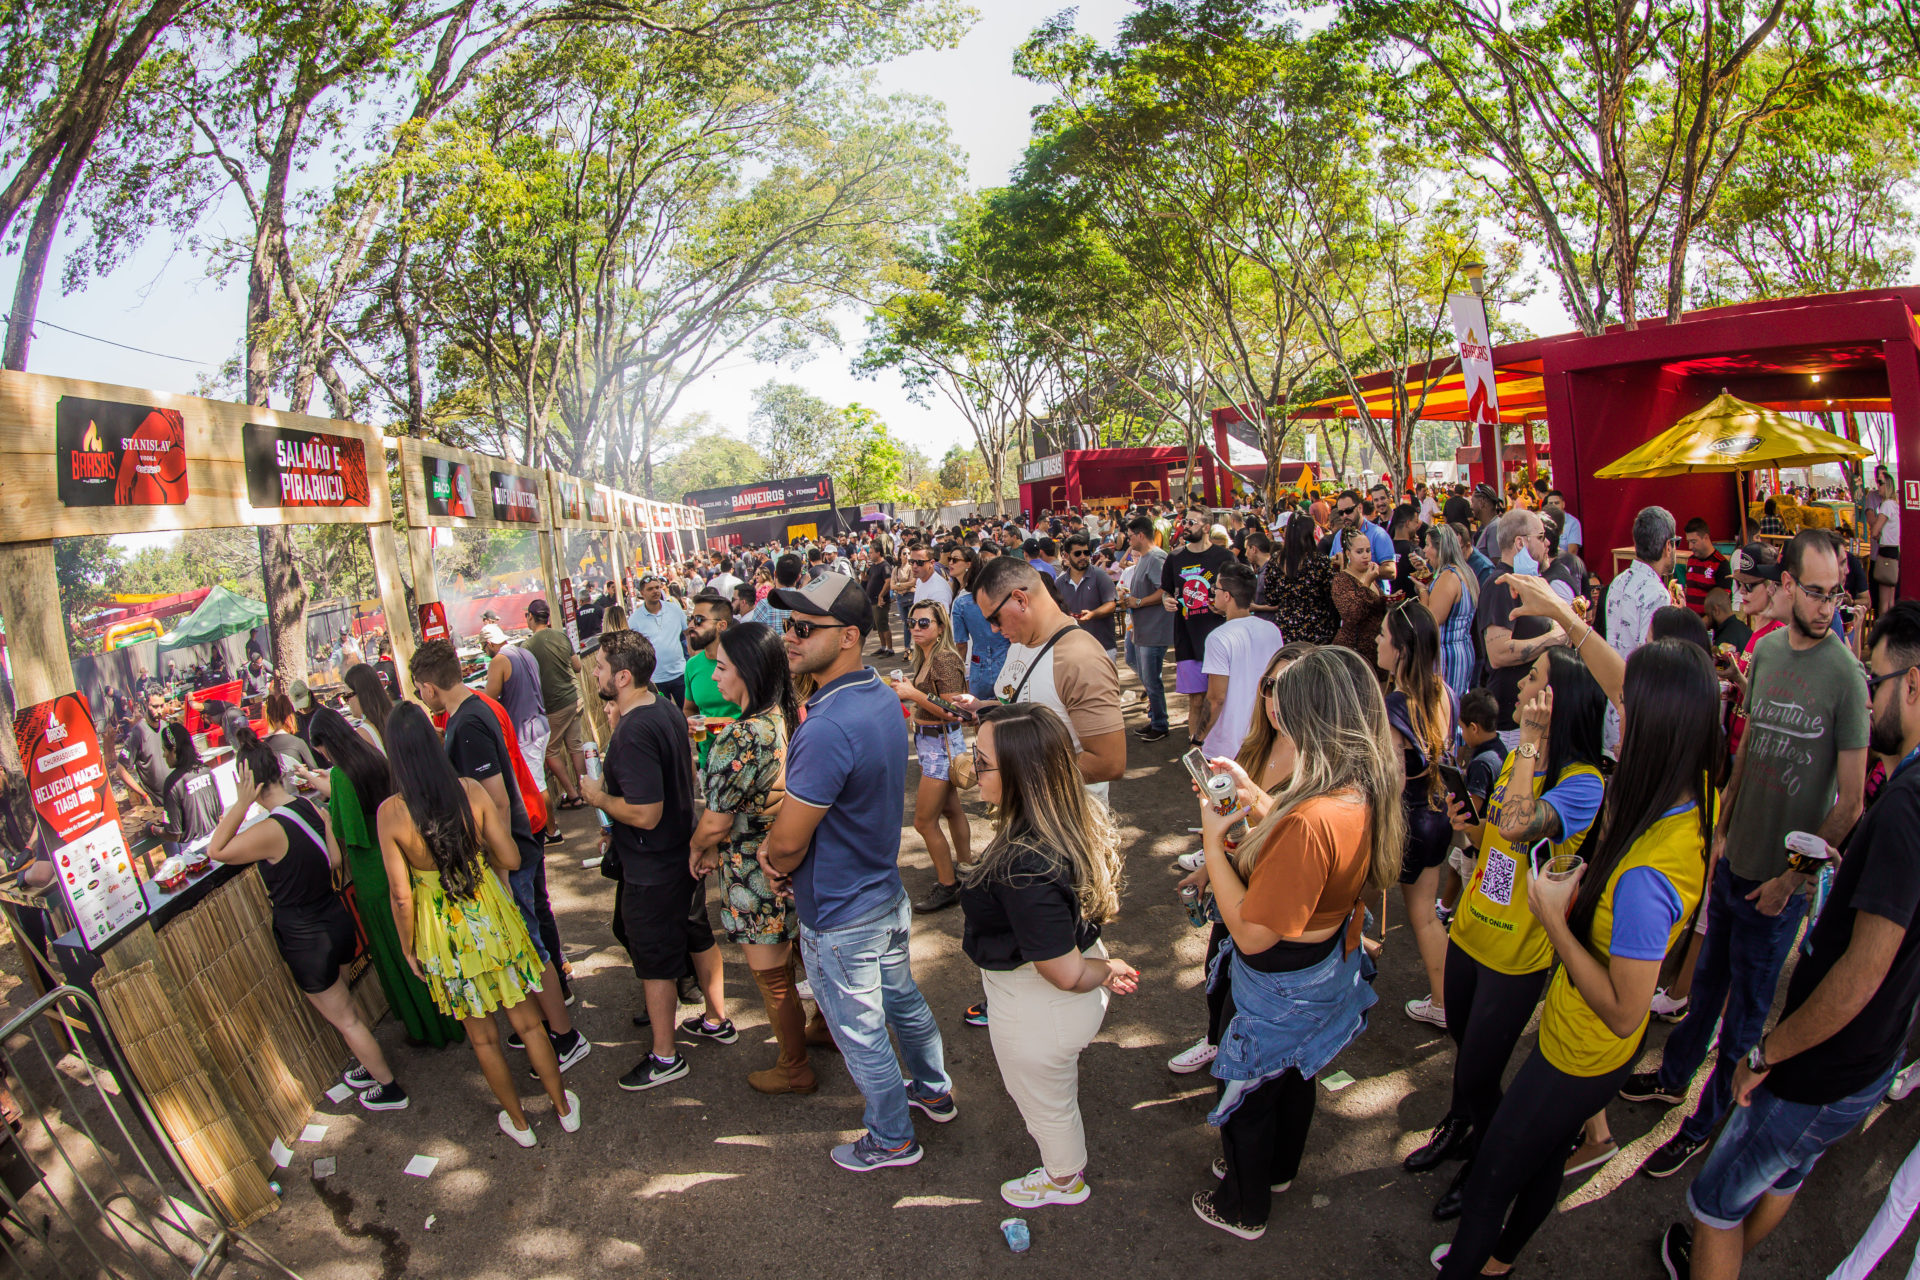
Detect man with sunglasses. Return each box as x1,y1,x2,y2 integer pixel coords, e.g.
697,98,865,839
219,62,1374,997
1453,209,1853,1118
1624,530,1869,1184
760,573,954,1173
1162,506,1236,742
909,543,954,622
1056,533,1119,660
1322,489,1396,571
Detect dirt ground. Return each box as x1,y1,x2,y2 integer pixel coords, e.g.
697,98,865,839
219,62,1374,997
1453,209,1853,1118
9,646,1920,1279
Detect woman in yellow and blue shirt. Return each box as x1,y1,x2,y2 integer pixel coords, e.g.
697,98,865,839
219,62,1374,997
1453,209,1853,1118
1435,639,1720,1278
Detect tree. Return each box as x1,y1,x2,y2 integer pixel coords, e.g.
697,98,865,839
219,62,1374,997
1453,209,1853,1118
836,403,909,504
1348,0,1895,331
749,381,844,477
656,433,769,499
53,535,122,652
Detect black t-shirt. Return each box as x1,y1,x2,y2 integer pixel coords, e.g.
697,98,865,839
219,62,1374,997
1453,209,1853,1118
1472,570,1548,731
959,845,1099,971
1161,544,1234,663
1712,614,1753,654
162,765,225,842
1390,538,1418,598
862,561,890,603
372,658,400,699
1768,761,1920,1105
443,695,539,867
604,697,696,885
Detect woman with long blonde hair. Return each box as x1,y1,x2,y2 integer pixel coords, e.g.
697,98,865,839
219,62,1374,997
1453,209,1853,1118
1417,523,1480,697
962,703,1139,1210
889,599,971,913
1189,645,1401,1241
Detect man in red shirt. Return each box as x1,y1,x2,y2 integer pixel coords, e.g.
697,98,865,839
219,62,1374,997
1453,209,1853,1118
1684,518,1731,615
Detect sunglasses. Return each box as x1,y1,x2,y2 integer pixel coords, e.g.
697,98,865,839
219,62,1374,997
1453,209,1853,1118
983,591,1016,629
910,557,931,566
1868,664,1918,698
1336,505,1356,517
910,618,937,630
782,618,831,638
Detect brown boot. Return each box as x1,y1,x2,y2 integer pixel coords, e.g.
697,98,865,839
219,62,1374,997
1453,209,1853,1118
791,951,841,1053
749,964,817,1094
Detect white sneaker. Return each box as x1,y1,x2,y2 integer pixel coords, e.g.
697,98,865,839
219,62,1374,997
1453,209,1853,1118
558,1090,581,1134
498,1110,536,1147
1405,997,1447,1029
1000,1167,1090,1207
796,979,814,1002
1175,851,1206,873
1890,1061,1920,1102
1650,989,1690,1023
1168,1037,1218,1074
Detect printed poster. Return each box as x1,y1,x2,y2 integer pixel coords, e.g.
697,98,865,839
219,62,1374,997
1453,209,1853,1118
558,578,579,650
419,601,450,645
489,470,540,523
1448,294,1502,428
57,396,189,507
422,456,476,518
243,423,371,508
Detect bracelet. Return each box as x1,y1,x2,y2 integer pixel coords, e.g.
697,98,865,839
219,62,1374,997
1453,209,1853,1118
1575,623,1593,651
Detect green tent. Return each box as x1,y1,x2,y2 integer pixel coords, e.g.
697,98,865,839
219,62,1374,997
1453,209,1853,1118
159,585,268,650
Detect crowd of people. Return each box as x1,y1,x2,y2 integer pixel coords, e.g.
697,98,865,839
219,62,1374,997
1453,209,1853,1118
83,473,1920,1279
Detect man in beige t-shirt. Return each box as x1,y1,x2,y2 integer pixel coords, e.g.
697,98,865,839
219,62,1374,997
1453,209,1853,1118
957,556,1125,804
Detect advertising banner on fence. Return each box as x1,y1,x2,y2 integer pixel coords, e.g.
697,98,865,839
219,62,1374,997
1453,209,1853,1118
422,455,477,518
489,470,541,523
13,692,146,948
419,601,450,645
57,396,189,508
243,423,372,509
558,578,579,650
1447,294,1502,428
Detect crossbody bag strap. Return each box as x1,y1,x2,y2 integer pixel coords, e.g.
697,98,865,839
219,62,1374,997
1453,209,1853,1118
1009,625,1076,704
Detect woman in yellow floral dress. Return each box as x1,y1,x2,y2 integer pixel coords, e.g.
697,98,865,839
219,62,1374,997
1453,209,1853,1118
378,702,579,1147
690,622,812,1094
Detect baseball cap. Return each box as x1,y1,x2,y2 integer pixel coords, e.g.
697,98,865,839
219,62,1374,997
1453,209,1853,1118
526,599,550,621
479,623,510,645
1732,542,1782,583
288,678,312,712
768,571,873,632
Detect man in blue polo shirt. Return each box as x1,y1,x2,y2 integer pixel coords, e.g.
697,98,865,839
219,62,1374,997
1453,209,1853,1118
1325,488,1397,574
762,572,954,1173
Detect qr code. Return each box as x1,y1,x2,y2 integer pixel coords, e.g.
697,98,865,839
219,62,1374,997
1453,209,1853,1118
1479,849,1518,907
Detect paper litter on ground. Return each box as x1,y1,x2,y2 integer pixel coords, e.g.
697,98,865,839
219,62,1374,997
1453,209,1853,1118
268,1138,292,1168
1320,1070,1356,1092
403,1155,439,1178
312,1157,336,1178
581,856,603,868
325,1083,354,1104
299,1123,327,1143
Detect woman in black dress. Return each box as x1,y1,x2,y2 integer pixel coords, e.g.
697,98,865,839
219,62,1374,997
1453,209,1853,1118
207,726,408,1111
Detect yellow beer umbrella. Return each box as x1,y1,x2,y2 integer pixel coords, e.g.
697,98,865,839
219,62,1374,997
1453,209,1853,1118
1595,392,1872,479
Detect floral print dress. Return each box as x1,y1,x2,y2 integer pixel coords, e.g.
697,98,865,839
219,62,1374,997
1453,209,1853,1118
706,710,798,945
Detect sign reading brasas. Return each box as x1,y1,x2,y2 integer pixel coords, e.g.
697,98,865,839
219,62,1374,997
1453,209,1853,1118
57,396,189,507
243,423,371,509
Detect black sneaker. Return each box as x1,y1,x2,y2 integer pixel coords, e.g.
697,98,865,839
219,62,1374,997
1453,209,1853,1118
1619,1071,1686,1104
1660,1221,1692,1279
963,1000,988,1028
525,1029,592,1078
341,1062,378,1090
543,829,566,846
631,1008,651,1028
619,1053,689,1091
906,1089,958,1123
913,880,961,914
1136,726,1170,742
677,974,701,1005
358,1081,409,1111
679,1015,739,1045
506,1029,528,1050
1643,1134,1706,1179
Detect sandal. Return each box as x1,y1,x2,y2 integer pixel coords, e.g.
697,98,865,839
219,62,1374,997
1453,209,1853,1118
558,796,586,811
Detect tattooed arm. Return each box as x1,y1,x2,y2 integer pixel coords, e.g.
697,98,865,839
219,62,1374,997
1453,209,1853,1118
1495,685,1565,845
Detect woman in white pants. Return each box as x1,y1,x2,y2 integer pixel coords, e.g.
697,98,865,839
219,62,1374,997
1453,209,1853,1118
963,703,1140,1209
1830,1129,1920,1279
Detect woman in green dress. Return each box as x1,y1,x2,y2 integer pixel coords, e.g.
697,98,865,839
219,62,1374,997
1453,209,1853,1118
302,707,464,1047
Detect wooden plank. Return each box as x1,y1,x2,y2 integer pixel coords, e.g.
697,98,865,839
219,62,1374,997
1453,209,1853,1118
0,542,68,706
406,527,439,607
366,523,417,678
396,437,552,532
0,453,389,539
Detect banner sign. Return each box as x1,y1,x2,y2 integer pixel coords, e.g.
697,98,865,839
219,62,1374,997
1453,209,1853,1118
57,396,189,507
558,577,579,650
649,500,673,532
685,474,833,527
1018,454,1065,485
13,693,146,948
423,456,477,518
556,477,584,522
489,470,541,524
419,601,450,645
589,486,611,523
243,423,371,509
1448,294,1502,428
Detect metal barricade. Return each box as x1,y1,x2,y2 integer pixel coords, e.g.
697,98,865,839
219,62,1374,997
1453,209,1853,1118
0,986,302,1279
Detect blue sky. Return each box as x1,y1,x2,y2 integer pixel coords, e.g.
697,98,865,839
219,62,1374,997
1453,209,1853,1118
4,0,1573,469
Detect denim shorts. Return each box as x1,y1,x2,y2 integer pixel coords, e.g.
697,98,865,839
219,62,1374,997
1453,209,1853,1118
1686,1067,1896,1229
913,724,965,781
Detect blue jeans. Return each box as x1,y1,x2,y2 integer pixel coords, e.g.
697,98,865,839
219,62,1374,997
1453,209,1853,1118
1686,1065,1896,1229
508,852,553,967
1132,643,1169,732
1658,863,1809,1144
801,891,951,1147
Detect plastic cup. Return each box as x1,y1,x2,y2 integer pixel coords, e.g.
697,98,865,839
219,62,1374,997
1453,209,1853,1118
1541,853,1584,882
689,716,708,743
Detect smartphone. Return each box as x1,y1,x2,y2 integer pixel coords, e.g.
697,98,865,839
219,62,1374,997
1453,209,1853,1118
1526,837,1551,877
1182,747,1216,790
1437,764,1482,821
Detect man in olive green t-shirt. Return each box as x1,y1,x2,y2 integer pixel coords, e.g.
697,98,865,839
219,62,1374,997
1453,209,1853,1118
523,599,584,823
683,591,735,770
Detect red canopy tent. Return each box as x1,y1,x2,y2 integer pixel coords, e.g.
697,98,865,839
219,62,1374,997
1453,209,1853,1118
1018,446,1229,516
1288,288,1920,581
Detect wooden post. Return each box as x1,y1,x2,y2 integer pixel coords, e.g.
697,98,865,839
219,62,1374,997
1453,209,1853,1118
407,527,439,613
366,523,416,679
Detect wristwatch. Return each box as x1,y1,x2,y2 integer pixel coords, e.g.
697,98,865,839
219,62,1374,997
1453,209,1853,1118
1746,1040,1771,1073
1517,742,1540,759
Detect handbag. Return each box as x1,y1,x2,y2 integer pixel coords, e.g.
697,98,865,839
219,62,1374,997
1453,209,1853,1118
944,728,977,790
1873,554,1900,586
